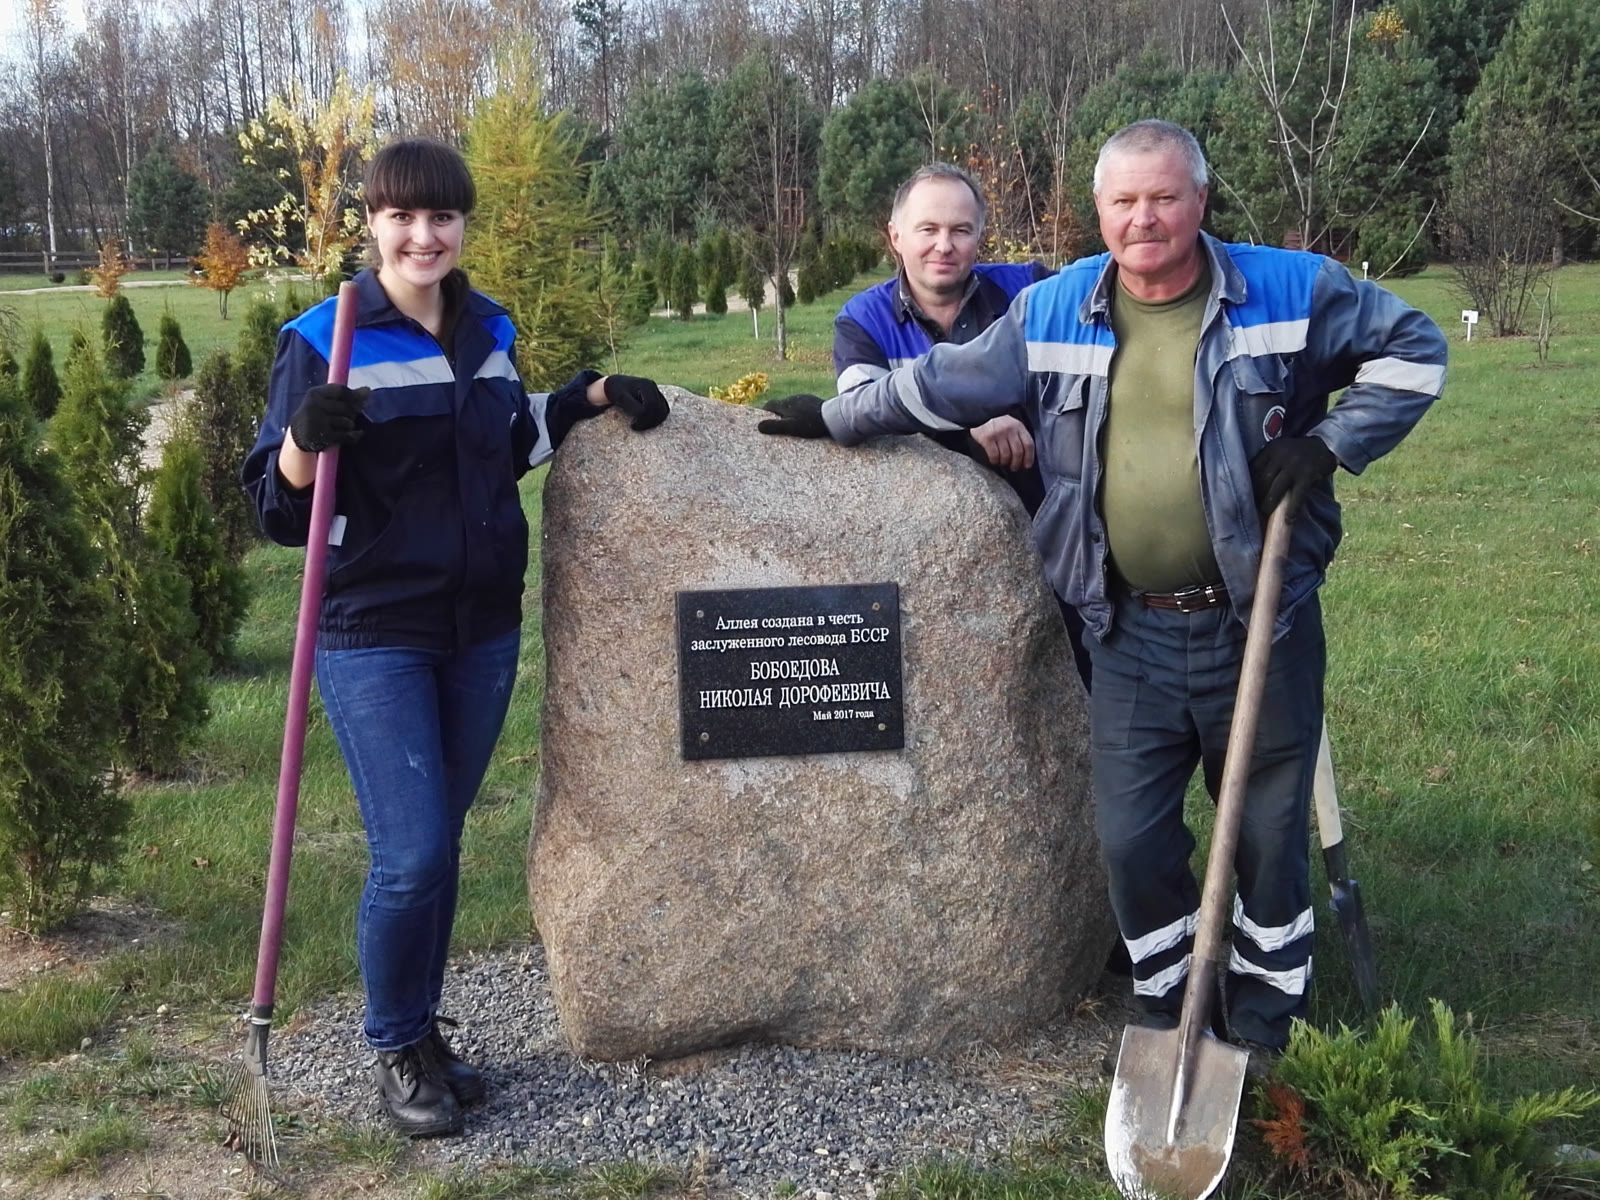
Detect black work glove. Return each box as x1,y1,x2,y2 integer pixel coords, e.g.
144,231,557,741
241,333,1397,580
288,384,370,453
604,374,669,431
1250,435,1338,518
757,394,831,439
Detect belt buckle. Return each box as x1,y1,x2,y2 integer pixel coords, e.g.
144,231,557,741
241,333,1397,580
1171,584,1220,614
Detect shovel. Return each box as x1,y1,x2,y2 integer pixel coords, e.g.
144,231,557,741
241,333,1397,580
1104,503,1293,1200
1312,722,1381,1014
220,281,360,1168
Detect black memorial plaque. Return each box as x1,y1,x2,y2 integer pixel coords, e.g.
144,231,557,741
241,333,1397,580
677,583,904,761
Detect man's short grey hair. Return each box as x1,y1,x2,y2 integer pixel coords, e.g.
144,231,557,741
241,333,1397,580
1092,120,1210,194
890,163,987,235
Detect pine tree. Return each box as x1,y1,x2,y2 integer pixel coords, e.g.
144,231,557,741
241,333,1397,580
101,294,146,379
146,428,250,664
51,346,210,775
21,330,61,421
0,374,126,931
181,350,260,563
155,312,192,381
128,143,207,267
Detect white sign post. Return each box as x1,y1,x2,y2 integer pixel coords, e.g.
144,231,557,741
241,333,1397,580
1362,260,1370,280
1462,309,1479,341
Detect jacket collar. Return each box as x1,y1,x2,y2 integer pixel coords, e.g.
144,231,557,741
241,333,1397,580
1079,231,1246,322
350,267,509,327
894,268,982,325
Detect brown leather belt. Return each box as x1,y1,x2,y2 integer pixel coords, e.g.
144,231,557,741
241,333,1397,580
1139,583,1230,613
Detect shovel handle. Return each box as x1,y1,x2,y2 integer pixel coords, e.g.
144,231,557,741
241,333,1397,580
1313,721,1344,851
250,281,361,1012
1181,506,1295,1009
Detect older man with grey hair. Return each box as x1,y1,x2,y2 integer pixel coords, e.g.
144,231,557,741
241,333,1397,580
761,119,1446,1055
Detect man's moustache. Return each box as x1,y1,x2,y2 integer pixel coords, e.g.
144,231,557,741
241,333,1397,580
1122,232,1168,244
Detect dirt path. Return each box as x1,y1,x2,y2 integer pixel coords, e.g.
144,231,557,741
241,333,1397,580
140,391,190,473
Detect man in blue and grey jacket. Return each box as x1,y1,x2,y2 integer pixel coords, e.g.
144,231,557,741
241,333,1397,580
834,162,1090,686
760,120,1446,1054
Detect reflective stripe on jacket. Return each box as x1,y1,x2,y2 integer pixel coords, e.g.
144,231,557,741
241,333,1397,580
822,234,1447,640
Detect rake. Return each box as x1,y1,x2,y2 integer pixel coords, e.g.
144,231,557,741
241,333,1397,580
220,281,359,1167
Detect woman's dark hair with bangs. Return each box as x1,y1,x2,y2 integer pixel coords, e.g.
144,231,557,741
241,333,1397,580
364,138,476,215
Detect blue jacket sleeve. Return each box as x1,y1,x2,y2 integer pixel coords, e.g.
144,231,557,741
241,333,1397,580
241,327,327,547
1306,258,1446,474
822,294,1036,445
521,369,604,471
833,314,892,393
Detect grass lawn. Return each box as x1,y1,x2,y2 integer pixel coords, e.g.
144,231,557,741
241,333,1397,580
1,263,1597,1197
3,274,310,400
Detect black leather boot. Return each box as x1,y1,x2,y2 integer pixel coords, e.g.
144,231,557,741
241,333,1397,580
420,1015,486,1106
375,1042,463,1137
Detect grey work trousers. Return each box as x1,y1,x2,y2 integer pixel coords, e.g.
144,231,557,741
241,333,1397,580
1087,589,1324,1047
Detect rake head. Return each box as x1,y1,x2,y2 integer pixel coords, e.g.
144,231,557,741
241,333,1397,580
220,1016,278,1169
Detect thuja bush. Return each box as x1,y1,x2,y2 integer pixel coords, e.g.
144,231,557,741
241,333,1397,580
0,375,126,932
231,296,281,410
145,429,250,665
179,350,260,563
21,330,61,421
154,312,192,381
1257,1001,1600,1200
51,347,210,775
101,294,146,380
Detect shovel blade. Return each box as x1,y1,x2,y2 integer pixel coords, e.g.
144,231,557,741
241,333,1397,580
1105,1025,1249,1200
1330,876,1381,1014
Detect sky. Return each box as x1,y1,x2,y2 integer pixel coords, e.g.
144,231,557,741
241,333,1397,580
2,0,107,65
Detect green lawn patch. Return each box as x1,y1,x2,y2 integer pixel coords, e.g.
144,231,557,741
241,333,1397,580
3,260,1597,1193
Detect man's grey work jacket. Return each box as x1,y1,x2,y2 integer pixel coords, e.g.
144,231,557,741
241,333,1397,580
821,233,1448,641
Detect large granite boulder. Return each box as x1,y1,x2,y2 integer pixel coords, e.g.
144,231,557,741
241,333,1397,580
530,389,1112,1060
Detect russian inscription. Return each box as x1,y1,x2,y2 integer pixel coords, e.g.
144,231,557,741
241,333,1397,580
677,583,904,760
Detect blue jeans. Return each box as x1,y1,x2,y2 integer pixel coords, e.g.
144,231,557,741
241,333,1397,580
1088,591,1323,1047
315,629,521,1050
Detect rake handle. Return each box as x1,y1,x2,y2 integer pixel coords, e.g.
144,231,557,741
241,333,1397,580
250,281,360,1014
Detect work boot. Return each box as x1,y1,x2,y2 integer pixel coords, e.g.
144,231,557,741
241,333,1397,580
375,1042,463,1137
419,1015,486,1106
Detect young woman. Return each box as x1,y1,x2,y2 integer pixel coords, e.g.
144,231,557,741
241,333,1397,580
242,138,668,1137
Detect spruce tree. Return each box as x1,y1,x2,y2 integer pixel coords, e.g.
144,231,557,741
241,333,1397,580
146,429,250,664
21,330,61,421
181,350,260,563
155,312,192,381
101,294,146,379
0,375,126,931
51,346,210,775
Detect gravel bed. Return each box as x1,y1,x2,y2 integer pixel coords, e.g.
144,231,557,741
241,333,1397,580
271,943,1126,1196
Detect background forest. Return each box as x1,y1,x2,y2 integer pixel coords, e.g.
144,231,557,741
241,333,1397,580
5,0,1599,316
